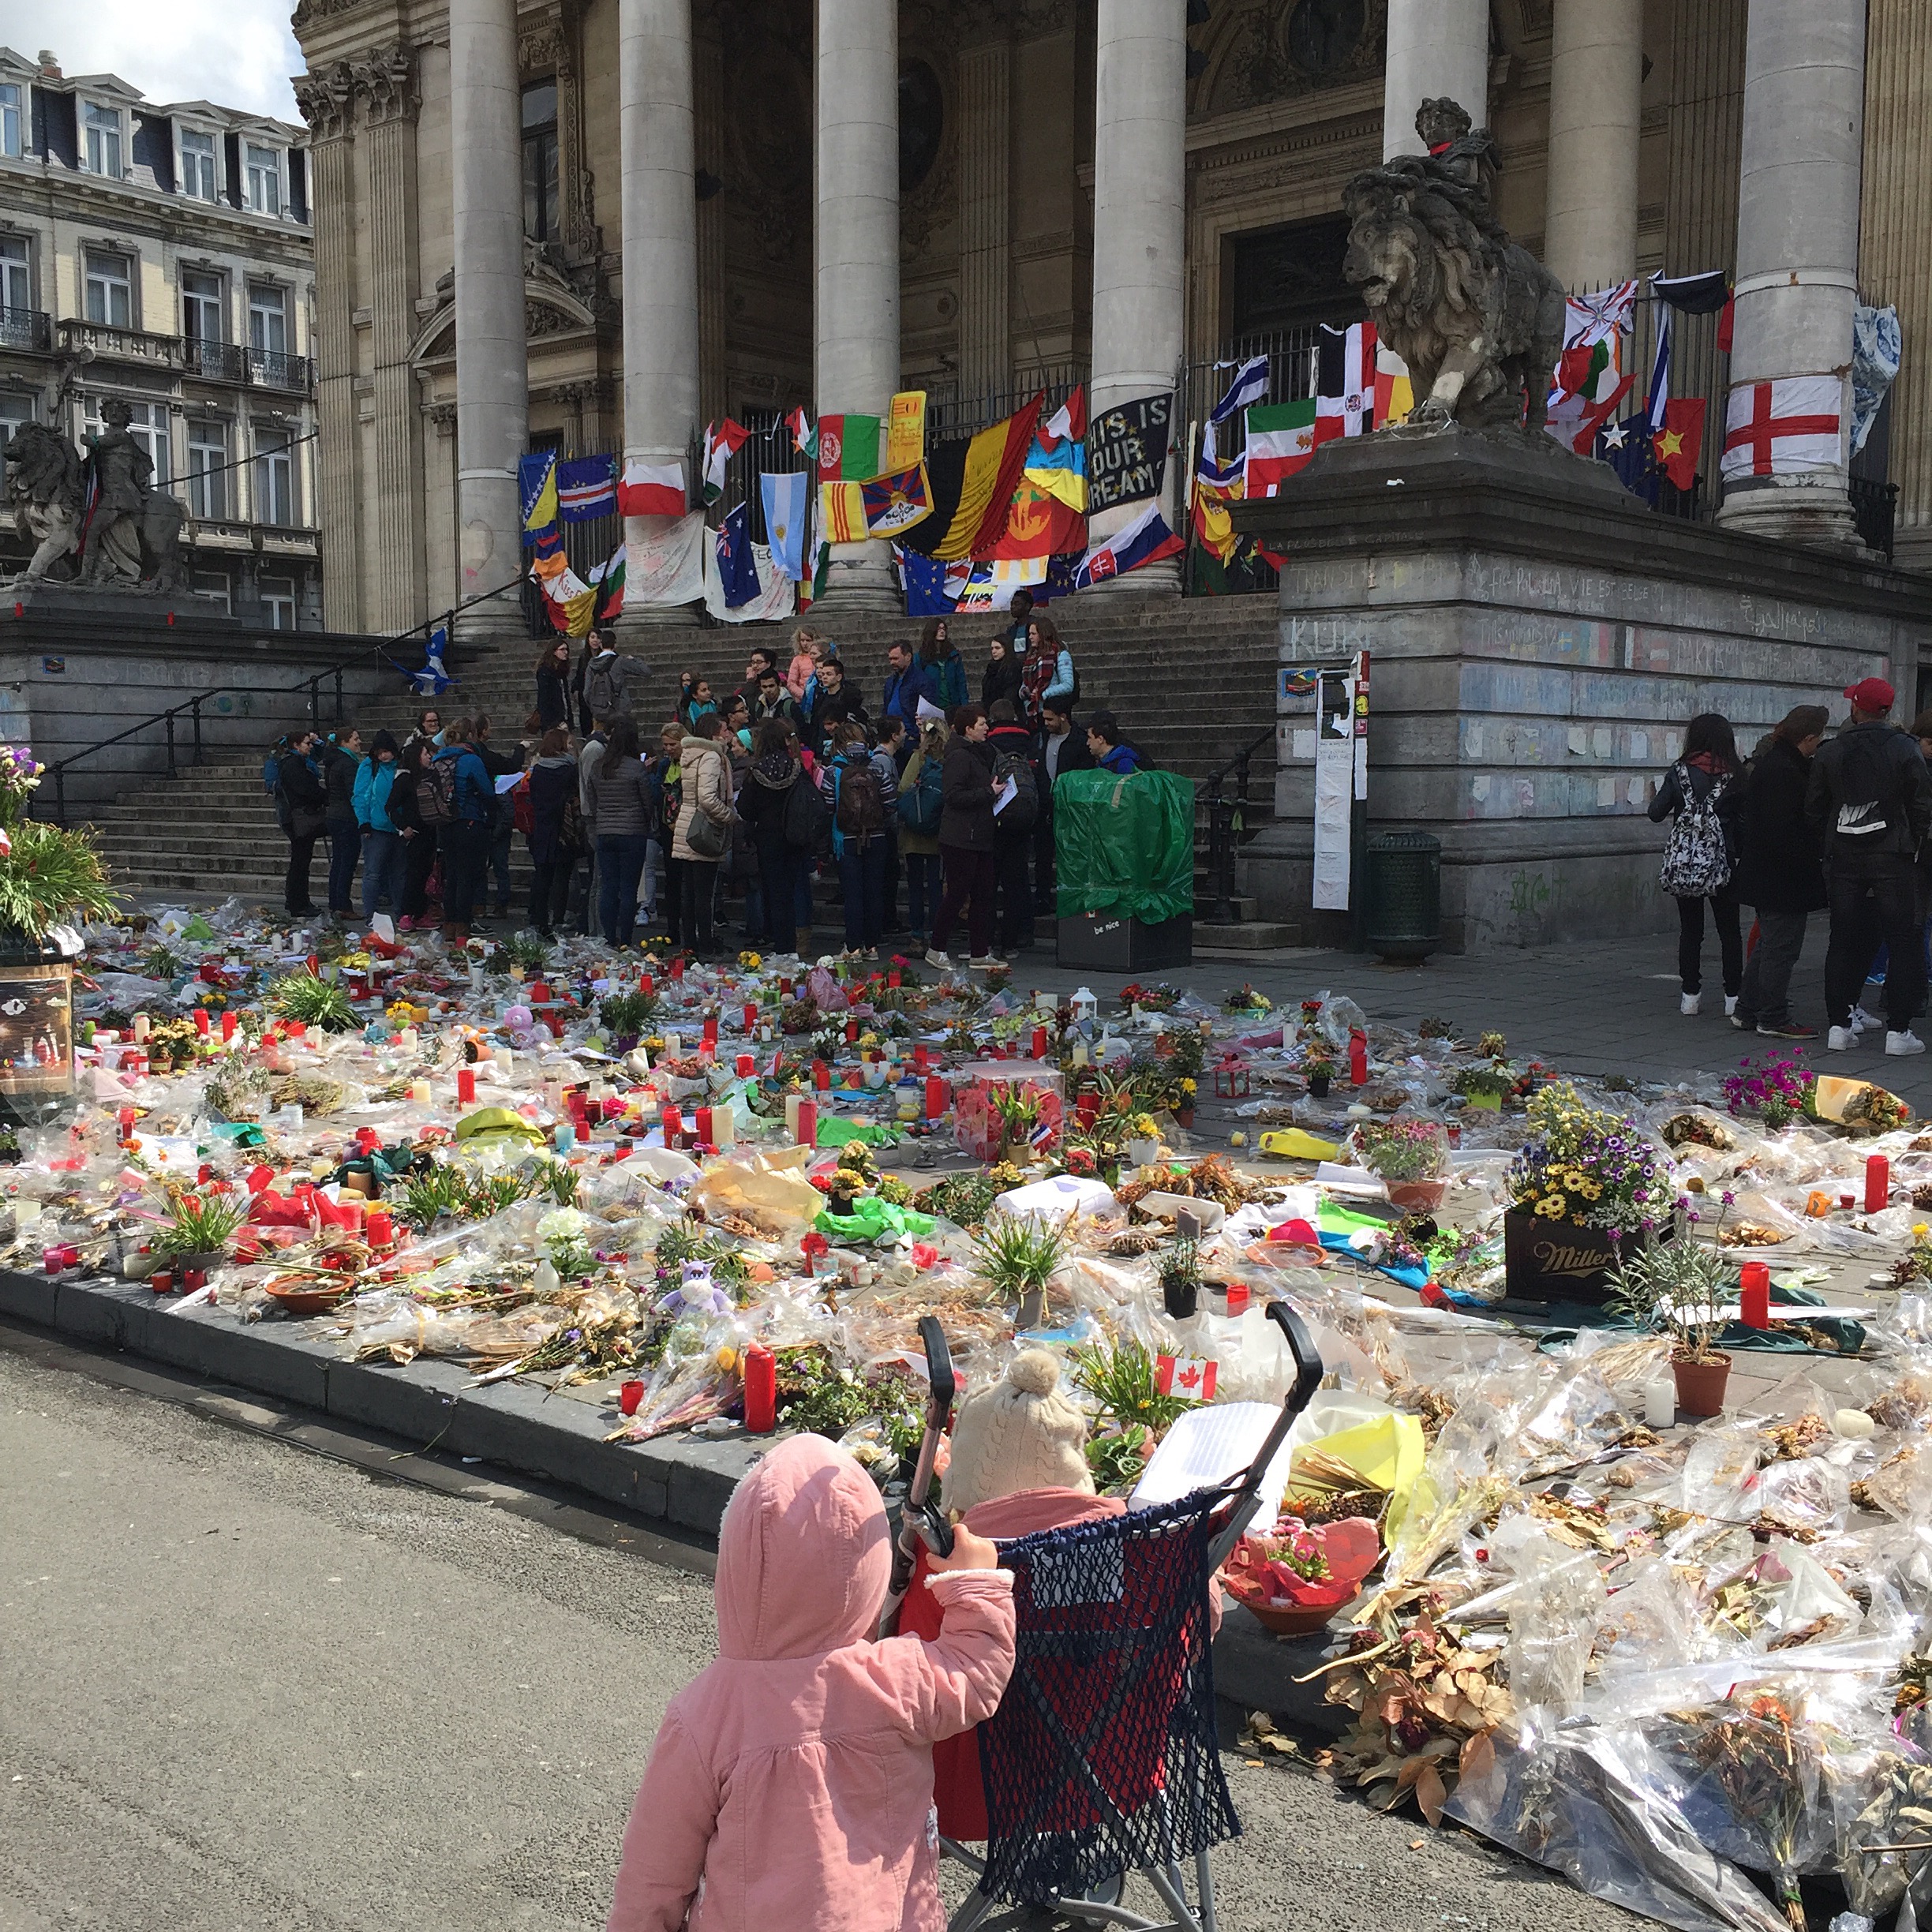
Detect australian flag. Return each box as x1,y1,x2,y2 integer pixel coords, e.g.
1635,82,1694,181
715,503,760,609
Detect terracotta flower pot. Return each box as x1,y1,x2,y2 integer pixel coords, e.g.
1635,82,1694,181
1386,1179,1447,1213
1672,1350,1732,1417
1174,1105,1196,1130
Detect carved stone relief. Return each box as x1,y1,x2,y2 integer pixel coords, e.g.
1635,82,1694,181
292,62,354,144
1193,0,1390,118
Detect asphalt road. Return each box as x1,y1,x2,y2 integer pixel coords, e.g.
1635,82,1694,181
0,1331,1642,1932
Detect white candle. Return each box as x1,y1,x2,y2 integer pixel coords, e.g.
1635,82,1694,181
1644,1379,1676,1428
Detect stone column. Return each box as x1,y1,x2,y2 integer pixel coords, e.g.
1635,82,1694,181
357,44,428,633
1087,0,1185,598
814,0,899,612
1860,0,1932,571
695,29,727,429
620,0,702,626
291,63,361,632
1382,0,1488,160
1715,0,1866,549
956,36,1011,396
1544,0,1643,290
448,0,530,635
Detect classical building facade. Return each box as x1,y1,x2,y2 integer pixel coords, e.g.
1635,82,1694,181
0,48,322,628
291,0,1930,634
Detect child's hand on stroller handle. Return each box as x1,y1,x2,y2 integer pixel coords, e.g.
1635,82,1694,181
930,1526,1000,1573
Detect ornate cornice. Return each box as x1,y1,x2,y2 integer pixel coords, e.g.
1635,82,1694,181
293,62,356,144
356,43,418,127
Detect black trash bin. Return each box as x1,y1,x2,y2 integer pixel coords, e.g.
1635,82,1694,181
1362,829,1441,962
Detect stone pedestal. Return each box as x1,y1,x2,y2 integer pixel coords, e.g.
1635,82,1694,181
1544,0,1643,290
1231,427,1932,951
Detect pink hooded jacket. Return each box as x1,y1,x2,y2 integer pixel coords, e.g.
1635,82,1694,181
606,1434,1017,1932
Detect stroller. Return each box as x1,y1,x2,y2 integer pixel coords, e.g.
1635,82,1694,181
889,1305,1324,1932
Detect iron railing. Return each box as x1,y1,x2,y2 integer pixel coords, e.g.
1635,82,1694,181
182,337,249,382
1851,477,1899,560
51,317,316,393
248,347,313,391
1195,728,1271,925
0,305,51,352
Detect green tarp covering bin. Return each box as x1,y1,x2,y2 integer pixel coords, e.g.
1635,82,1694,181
1054,769,1195,970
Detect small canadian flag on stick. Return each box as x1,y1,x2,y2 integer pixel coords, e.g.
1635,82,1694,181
1155,1354,1218,1401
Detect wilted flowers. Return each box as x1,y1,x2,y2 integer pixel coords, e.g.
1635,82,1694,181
1507,1081,1675,1233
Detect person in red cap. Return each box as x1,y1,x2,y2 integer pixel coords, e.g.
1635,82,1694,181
1806,676,1932,1055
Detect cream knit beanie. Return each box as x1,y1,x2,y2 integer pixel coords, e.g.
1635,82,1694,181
942,1349,1094,1517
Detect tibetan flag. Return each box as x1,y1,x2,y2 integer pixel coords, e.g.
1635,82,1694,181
556,453,617,522
817,413,882,484
1191,452,1244,565
702,420,751,503
761,468,809,580
1314,321,1377,446
587,543,627,621
1211,354,1270,425
518,450,559,538
715,503,760,608
1072,501,1183,590
1374,346,1414,428
618,457,686,519
902,393,1044,562
1655,398,1706,490
786,406,817,460
861,464,934,537
820,481,867,545
1243,399,1318,496
987,475,1084,561
1022,384,1088,512
1721,376,1841,481
886,391,927,471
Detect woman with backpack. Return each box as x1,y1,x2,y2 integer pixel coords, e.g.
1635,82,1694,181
897,721,947,953
985,700,1039,956
671,715,736,959
391,736,440,930
930,706,998,972
818,721,895,957
276,729,328,917
525,726,583,939
427,721,494,945
588,717,657,949
1649,711,1746,1017
737,721,809,956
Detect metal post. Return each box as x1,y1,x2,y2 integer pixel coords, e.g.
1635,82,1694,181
165,713,177,781
332,668,343,724
192,698,204,767
54,766,65,826
1205,775,1237,926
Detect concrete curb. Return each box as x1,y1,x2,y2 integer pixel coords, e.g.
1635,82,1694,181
2,1264,1341,1721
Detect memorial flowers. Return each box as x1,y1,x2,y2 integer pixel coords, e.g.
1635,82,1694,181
1507,1082,1673,1234
1723,1049,1814,1130
0,744,117,938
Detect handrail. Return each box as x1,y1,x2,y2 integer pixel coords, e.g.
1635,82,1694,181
1194,727,1274,927
29,571,526,824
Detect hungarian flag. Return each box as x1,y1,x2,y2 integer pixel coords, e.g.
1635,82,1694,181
1654,398,1706,489
1023,386,1088,512
702,420,751,503
1721,376,1841,481
1243,399,1317,496
587,543,626,621
1314,321,1377,445
1155,1354,1218,1401
986,475,1084,560
556,454,617,522
617,458,686,519
1071,501,1182,590
817,413,881,484
900,394,1044,563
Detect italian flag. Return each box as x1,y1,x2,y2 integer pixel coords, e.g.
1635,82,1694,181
1243,400,1318,497
617,459,686,519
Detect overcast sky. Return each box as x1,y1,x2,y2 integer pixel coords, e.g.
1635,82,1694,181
0,2,303,122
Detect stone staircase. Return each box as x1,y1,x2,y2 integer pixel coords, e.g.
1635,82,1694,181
87,593,1297,943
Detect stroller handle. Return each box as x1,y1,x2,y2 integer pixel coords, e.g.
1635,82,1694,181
1266,1301,1323,1419
1206,1299,1325,1571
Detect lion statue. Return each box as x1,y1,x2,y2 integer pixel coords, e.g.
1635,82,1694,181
1342,98,1565,435
3,421,85,586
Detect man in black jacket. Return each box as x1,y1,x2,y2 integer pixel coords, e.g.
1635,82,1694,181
1732,706,1828,1039
803,657,866,753
1806,677,1932,1054
276,729,328,916
1034,699,1095,914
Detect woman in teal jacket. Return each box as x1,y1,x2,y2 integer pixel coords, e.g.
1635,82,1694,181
353,729,404,919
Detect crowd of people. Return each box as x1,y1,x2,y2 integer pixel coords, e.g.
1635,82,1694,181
1649,675,1932,1054
265,591,1145,964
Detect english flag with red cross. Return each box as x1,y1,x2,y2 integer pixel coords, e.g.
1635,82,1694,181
1720,376,1843,481
1155,1354,1218,1401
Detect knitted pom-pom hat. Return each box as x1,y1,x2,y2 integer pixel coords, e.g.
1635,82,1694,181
941,1348,1094,1517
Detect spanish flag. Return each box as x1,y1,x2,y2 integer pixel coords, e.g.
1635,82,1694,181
900,394,1044,563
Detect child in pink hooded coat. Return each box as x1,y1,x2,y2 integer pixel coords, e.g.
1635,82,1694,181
606,1432,1017,1932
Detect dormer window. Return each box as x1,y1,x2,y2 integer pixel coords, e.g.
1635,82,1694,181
0,83,21,160
245,143,281,216
181,128,218,201
84,101,123,178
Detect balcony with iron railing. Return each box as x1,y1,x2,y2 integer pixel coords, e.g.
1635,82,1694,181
182,337,249,383
0,307,53,353
50,317,314,393
246,346,313,391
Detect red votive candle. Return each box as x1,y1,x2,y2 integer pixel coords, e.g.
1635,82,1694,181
1349,1030,1368,1086
736,1052,755,1076
796,1099,818,1147
926,1076,946,1121
814,1059,831,1091
1866,1154,1890,1213
531,980,550,1004
743,1343,777,1433
671,958,684,982
1739,1260,1771,1329
221,1011,238,1042
662,1104,683,1141
694,1106,713,1146
888,968,901,988
844,1019,859,1044
456,1068,477,1105
193,1009,211,1037
743,1002,757,1032
365,1208,393,1246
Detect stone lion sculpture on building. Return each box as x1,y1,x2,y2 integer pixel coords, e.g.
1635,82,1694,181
3,422,86,586
1342,97,1565,434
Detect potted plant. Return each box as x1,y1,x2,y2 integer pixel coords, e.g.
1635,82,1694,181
600,988,658,1055
1352,1116,1448,1211
1303,1046,1336,1099
972,1211,1070,1330
1503,1081,1676,1302
1158,1232,1203,1320
1127,1112,1165,1170
150,1181,252,1276
1607,1200,1737,1415
1721,1050,1814,1132
266,971,359,1032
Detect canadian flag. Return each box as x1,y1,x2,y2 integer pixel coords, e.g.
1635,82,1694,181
1155,1354,1218,1401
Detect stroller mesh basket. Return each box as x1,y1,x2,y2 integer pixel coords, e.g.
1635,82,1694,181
976,1488,1240,1908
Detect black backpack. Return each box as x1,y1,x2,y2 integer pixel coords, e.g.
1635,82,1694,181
834,756,888,841
416,754,462,828
991,750,1039,835
783,772,831,852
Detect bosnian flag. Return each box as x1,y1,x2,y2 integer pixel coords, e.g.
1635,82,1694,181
1155,1354,1218,1401
1314,321,1377,446
618,457,687,518
556,453,617,522
1210,353,1270,424
1072,501,1183,590
1243,399,1317,496
702,419,751,503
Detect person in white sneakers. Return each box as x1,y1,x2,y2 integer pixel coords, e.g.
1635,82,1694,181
1648,713,1745,1017
1807,676,1932,1055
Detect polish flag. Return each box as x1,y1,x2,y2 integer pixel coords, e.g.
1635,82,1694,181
618,459,687,519
1155,1354,1218,1401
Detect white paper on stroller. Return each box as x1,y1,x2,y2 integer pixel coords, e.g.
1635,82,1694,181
1130,1401,1297,1517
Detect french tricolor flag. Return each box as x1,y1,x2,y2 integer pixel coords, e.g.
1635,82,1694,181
617,458,687,519
1073,501,1185,590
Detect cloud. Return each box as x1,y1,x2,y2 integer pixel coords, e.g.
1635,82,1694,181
0,1,304,122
